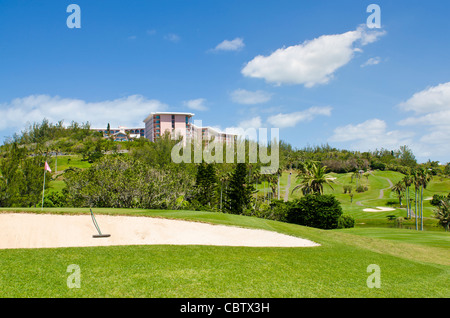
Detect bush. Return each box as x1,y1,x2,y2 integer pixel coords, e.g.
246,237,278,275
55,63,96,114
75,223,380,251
268,199,292,222
286,194,343,229
44,191,68,207
430,194,447,207
243,200,291,222
386,200,398,206
355,185,368,193
370,160,386,171
343,185,352,194
337,215,355,229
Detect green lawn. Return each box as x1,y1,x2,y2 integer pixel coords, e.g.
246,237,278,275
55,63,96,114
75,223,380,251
0,208,448,298
50,154,92,172
47,155,91,193
269,170,449,225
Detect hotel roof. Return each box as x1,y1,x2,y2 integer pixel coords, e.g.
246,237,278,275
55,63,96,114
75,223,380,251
143,112,195,122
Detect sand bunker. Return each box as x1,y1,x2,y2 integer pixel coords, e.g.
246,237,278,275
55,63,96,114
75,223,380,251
363,207,396,212
0,213,320,249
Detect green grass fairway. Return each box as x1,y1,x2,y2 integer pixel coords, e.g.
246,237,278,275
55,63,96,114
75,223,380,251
0,208,448,298
336,227,450,248
52,155,92,171
48,155,91,193
269,170,449,227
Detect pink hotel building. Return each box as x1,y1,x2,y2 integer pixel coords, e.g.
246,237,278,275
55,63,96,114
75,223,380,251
94,112,236,143
143,112,236,144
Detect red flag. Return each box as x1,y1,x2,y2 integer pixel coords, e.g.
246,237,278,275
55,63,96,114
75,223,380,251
44,161,52,173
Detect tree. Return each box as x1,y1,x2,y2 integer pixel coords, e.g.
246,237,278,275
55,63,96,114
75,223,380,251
391,181,405,206
63,155,196,209
402,173,413,218
434,197,450,232
411,167,432,231
430,194,448,207
217,169,232,212
292,161,335,195
399,145,417,168
444,163,450,176
0,143,47,207
287,194,343,229
417,167,432,231
225,163,256,214
194,162,218,208
412,169,420,230
265,169,282,200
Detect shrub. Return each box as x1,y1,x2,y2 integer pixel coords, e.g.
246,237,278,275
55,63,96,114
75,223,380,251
44,191,68,207
370,160,386,171
268,199,292,222
244,200,291,222
343,185,352,194
386,200,398,206
430,194,446,207
337,215,355,229
286,194,343,229
395,217,404,226
355,185,368,193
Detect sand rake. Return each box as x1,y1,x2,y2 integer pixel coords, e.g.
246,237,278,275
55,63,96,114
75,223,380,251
90,208,111,238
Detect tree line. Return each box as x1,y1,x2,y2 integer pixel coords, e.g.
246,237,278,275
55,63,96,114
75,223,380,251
1,119,449,231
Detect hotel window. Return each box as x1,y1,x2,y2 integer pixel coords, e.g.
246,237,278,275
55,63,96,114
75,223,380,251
172,115,175,129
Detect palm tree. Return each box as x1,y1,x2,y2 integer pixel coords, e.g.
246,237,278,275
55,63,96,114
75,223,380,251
292,161,335,195
291,160,314,196
410,169,418,230
417,167,432,231
351,171,361,186
434,198,450,232
391,181,405,206
402,174,413,219
266,173,279,201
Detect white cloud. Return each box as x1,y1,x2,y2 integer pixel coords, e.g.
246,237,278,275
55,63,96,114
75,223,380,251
329,118,414,151
238,116,262,129
230,89,272,105
241,25,385,87
327,82,450,162
267,106,332,128
398,82,450,114
330,118,386,142
223,116,262,141
183,98,208,111
212,38,245,52
0,94,168,131
398,110,450,127
395,82,450,161
361,56,381,67
164,33,180,43
419,125,450,144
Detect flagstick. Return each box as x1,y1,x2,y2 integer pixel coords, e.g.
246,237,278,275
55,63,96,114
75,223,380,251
41,167,46,211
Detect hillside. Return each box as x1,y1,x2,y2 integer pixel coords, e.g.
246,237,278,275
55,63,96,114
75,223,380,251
1,120,449,231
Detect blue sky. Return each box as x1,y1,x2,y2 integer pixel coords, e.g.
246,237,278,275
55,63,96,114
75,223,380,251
1,0,449,163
